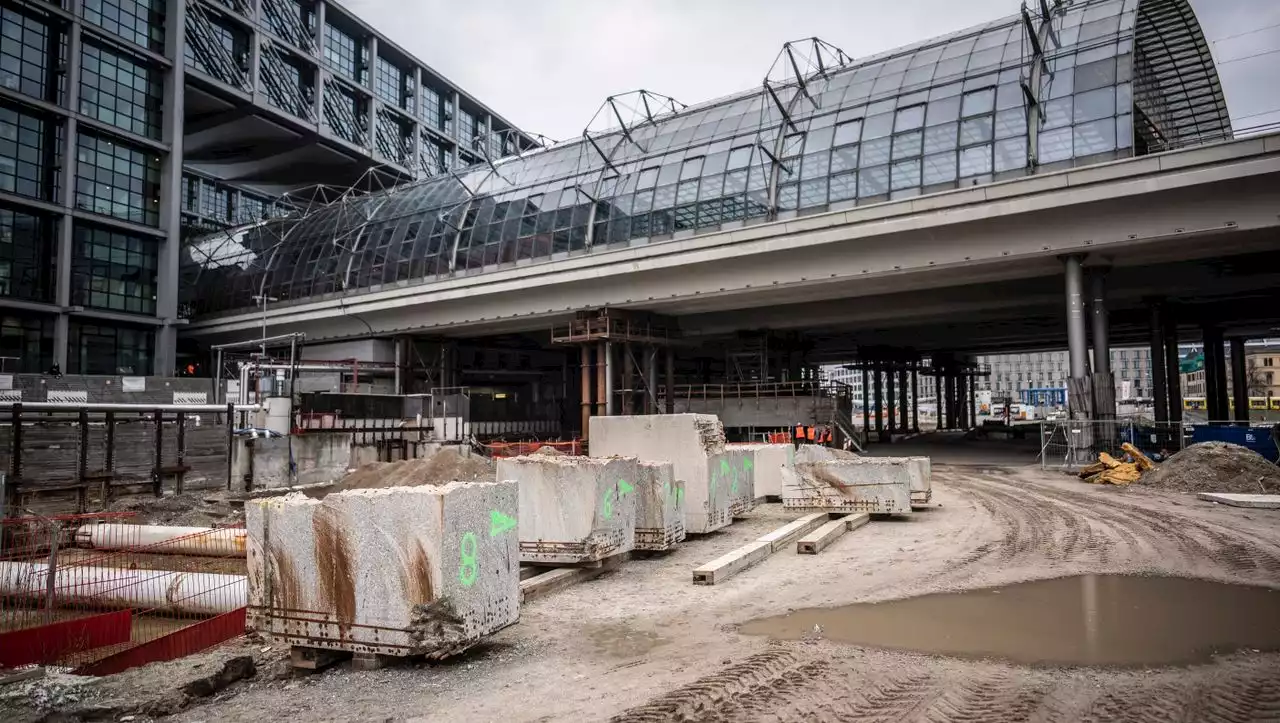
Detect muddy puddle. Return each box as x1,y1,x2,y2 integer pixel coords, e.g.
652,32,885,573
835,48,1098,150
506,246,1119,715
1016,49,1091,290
741,574,1280,667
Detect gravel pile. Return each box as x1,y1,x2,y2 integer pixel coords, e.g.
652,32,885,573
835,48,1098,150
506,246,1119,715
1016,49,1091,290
1141,441,1280,494
306,448,494,497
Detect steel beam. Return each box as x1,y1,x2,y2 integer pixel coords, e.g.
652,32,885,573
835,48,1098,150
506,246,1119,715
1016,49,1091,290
1230,337,1250,424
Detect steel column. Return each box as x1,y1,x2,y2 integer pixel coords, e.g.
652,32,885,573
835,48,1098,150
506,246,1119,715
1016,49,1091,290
622,343,635,415
604,341,615,416
1065,255,1089,380
645,346,658,415
862,366,870,433
886,365,896,434
1164,313,1183,424
873,364,883,434
594,342,606,418
911,365,919,433
1203,325,1226,422
1090,271,1111,379
1149,303,1168,423
968,373,977,428
1230,337,1250,424
664,347,675,414
898,367,909,433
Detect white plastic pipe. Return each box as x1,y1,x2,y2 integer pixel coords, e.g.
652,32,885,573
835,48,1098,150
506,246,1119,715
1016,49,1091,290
0,561,245,616
75,524,247,557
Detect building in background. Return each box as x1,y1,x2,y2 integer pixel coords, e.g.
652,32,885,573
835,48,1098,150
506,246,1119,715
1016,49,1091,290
0,0,535,376
976,348,1155,402
1183,341,1280,400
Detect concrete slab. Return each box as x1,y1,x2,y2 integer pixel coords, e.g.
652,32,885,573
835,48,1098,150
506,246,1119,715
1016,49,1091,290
797,517,850,554
634,461,686,551
785,460,913,515
1196,493,1280,509
692,539,773,585
246,480,519,659
716,448,757,517
846,456,931,504
497,456,638,564
758,512,830,552
729,444,794,499
590,414,732,534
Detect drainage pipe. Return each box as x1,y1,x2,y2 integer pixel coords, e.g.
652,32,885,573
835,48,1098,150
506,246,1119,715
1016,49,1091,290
0,561,246,616
75,524,246,557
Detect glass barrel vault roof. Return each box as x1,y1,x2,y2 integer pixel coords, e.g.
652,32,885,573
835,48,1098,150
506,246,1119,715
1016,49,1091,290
181,0,1230,319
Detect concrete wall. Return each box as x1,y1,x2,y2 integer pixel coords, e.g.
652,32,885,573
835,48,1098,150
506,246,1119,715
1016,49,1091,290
729,444,795,498
1,374,214,405
305,339,396,364
498,455,637,564
235,433,439,491
590,414,732,534
246,480,520,658
673,397,833,429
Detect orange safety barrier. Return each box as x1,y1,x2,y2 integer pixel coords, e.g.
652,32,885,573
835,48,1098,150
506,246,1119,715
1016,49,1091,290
483,440,584,458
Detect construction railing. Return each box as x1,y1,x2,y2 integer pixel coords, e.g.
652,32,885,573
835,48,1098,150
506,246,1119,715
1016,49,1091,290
0,512,247,674
1040,419,1188,470
667,380,832,403
1,405,238,514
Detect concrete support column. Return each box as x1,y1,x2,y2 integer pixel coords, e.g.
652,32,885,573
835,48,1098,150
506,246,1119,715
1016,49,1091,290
366,35,379,151
604,341,615,416
1090,272,1111,379
155,0,188,376
644,346,657,415
622,343,635,416
594,342,607,418
580,346,593,439
910,364,919,433
1065,255,1089,381
886,365,896,434
392,337,404,394
1149,303,1168,423
1202,325,1226,423
1164,313,1182,424
664,347,675,414
898,367,908,433
968,372,977,428
873,364,883,434
862,366,870,433
1230,337,1250,425
53,15,83,372
937,371,947,430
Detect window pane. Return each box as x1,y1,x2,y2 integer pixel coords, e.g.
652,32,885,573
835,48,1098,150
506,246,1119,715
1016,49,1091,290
801,151,829,178
894,104,926,131
960,115,994,145
961,88,995,117
1038,126,1073,163
830,144,859,173
829,171,857,201
891,158,920,190
994,108,1026,139
1073,87,1115,123
1073,118,1117,155
860,137,891,166
1075,57,1117,92
923,123,958,153
994,137,1027,172
862,112,894,140
727,145,752,169
959,145,992,176
680,156,704,180
926,94,962,125
892,130,922,159
833,120,862,146
799,178,827,208
858,165,889,197
995,82,1023,111
923,152,957,184
1044,97,1073,129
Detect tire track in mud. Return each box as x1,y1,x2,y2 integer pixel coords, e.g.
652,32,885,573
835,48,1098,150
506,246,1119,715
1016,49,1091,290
614,472,1280,723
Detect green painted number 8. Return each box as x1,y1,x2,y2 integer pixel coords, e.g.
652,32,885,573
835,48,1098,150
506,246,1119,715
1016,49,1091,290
459,531,478,587
601,490,614,520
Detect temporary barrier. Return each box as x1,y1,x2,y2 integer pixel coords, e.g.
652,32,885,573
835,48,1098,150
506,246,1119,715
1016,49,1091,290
0,511,247,673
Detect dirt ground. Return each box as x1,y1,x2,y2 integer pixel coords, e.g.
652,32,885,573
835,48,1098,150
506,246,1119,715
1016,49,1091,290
9,457,1280,722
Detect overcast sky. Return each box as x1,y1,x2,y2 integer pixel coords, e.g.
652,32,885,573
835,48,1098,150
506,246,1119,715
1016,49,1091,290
342,0,1280,141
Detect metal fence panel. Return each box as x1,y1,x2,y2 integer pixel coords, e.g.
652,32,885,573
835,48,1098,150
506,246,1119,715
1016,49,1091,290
1041,419,1187,470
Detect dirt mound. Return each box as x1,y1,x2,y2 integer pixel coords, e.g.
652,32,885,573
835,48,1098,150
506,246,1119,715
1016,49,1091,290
306,448,494,497
1142,442,1280,494
531,445,566,456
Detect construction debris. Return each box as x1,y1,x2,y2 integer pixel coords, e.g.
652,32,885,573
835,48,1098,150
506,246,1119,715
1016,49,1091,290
1078,443,1158,486
1142,442,1280,494
304,448,494,497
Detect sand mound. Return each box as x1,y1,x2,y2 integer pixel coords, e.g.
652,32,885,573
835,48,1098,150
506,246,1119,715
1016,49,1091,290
531,446,566,456
1141,442,1280,494
306,448,494,497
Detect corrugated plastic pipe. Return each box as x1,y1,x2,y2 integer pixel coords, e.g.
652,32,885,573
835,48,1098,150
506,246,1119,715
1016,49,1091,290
76,524,247,557
0,561,246,616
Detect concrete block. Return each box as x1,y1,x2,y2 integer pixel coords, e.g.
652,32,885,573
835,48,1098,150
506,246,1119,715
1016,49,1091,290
246,480,519,659
590,414,731,534
843,456,931,503
757,512,830,552
1196,493,1280,509
729,444,794,498
692,539,773,585
714,448,757,517
785,460,913,515
498,455,637,564
797,517,849,554
634,461,685,551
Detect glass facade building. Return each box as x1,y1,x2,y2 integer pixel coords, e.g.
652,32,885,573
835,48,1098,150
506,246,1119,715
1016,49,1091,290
0,0,532,374
182,0,1231,321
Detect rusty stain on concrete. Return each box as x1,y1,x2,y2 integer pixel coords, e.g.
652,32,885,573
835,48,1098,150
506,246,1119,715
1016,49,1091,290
313,504,356,636
401,540,435,606
269,546,301,612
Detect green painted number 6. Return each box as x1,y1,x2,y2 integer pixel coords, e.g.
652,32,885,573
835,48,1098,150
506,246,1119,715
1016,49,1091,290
601,490,614,520
458,531,478,587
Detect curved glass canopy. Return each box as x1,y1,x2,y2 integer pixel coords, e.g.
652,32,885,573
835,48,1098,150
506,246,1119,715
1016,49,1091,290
181,0,1230,319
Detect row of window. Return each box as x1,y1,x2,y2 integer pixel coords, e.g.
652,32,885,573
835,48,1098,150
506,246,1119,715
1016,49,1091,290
0,314,153,375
